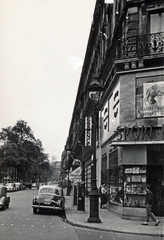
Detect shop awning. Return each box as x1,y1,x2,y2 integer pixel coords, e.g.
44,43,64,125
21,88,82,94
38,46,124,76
111,140,164,146
65,166,82,182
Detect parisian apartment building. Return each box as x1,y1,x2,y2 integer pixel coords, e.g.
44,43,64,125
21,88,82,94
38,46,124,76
62,0,164,220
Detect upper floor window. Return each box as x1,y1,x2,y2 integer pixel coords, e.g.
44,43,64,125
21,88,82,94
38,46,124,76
150,12,164,33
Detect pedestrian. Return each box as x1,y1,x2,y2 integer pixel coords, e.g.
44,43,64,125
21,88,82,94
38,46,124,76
99,183,107,208
141,184,160,226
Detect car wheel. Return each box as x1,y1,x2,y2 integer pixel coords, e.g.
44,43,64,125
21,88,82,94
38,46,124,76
33,208,37,214
1,205,5,211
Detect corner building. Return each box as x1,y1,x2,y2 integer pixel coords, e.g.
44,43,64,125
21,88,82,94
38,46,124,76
64,0,164,220
99,0,164,220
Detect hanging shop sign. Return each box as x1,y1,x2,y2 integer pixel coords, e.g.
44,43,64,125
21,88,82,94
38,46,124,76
116,124,164,141
69,166,82,182
85,116,92,147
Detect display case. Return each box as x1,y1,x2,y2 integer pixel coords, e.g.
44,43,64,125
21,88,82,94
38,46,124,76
124,166,146,207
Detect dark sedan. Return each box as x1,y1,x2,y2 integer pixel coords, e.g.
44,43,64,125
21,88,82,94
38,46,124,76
0,186,10,210
32,185,65,214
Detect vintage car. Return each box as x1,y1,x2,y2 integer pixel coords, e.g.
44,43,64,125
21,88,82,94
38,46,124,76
15,182,22,191
32,185,65,214
0,186,10,210
6,182,16,192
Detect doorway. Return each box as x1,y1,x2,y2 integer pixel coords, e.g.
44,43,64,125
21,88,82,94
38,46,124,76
147,145,164,216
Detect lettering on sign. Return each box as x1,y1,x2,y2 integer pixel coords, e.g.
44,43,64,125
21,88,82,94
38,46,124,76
116,125,164,141
85,117,92,147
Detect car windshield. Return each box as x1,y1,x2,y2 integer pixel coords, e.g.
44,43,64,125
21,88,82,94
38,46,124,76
39,187,60,195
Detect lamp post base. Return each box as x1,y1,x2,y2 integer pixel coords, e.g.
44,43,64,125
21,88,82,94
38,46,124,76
87,191,101,223
66,186,70,196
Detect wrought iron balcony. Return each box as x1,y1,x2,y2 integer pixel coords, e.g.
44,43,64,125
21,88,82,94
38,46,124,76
118,32,164,59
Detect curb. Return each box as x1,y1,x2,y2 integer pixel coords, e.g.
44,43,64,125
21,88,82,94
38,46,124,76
65,214,164,238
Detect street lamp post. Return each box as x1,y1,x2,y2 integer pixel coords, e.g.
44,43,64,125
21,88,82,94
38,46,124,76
66,150,71,196
87,77,103,223
77,142,85,211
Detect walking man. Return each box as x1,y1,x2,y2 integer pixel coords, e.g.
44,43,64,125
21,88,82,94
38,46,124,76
142,184,160,226
99,183,107,208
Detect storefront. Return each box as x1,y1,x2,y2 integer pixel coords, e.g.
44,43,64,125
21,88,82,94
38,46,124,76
108,125,164,219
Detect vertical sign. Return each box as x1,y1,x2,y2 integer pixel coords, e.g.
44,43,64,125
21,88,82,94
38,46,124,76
85,116,92,147
109,82,120,130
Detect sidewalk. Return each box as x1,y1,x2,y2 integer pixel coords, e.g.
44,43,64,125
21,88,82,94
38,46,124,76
64,189,164,238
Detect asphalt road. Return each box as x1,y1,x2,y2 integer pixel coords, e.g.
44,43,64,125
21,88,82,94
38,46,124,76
0,189,156,240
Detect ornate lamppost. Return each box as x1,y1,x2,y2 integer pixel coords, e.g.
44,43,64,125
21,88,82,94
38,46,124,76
77,141,85,211
87,76,103,223
66,149,71,196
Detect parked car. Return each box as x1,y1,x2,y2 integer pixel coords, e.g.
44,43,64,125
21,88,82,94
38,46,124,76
32,182,39,189
21,183,26,190
6,183,16,192
23,180,32,189
0,186,10,210
32,185,65,214
15,182,21,191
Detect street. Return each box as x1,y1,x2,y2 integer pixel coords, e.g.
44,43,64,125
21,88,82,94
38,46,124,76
0,189,156,240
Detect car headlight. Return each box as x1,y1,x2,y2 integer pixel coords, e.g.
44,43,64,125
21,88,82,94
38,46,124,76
57,199,61,206
33,197,38,204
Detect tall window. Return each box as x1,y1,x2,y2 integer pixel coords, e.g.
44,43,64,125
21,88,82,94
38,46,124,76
150,12,164,33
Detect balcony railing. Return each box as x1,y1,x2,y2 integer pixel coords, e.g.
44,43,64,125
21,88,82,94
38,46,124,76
118,32,164,59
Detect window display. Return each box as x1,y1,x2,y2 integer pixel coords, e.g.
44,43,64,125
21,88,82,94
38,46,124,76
124,166,146,207
109,166,123,204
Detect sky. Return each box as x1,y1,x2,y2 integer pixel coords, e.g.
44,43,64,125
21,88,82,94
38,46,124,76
0,0,96,161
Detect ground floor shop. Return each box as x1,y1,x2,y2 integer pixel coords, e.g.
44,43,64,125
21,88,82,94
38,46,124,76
101,143,164,220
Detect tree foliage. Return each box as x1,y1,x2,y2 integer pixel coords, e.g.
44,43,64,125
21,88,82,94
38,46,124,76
0,120,50,181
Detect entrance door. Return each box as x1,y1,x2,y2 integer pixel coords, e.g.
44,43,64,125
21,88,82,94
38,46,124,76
147,145,164,216
147,166,164,216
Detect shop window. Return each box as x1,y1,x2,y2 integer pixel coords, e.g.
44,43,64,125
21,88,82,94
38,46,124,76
124,166,146,208
85,165,91,196
109,149,124,204
109,167,123,204
101,155,107,184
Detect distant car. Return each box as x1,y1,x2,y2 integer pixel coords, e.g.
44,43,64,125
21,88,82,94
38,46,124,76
23,180,32,189
0,186,10,210
32,185,65,214
6,183,16,192
32,182,39,189
15,182,21,191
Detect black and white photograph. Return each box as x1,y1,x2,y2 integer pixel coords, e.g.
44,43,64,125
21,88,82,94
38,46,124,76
0,0,163,239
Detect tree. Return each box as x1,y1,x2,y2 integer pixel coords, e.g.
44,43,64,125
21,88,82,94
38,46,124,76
0,120,51,182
